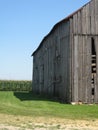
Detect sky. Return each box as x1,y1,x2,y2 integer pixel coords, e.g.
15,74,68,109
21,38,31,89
0,0,90,80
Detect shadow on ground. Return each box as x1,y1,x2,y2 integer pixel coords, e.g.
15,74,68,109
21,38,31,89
14,91,55,102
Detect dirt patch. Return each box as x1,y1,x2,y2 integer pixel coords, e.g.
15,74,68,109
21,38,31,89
0,114,98,130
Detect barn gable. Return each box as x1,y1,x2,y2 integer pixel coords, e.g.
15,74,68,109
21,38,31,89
32,0,98,103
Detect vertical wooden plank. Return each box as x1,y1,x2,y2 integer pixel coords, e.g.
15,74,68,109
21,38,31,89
77,11,81,34
54,34,61,97
70,18,73,34
69,18,73,102
39,47,44,94
81,6,86,34
81,36,84,102
70,17,75,102
95,0,98,34
48,43,50,93
33,55,37,93
73,35,78,102
86,36,92,103
82,36,87,103
65,36,68,101
73,14,78,34
75,14,78,34
47,43,49,94
78,36,83,101
85,3,90,34
85,36,88,103
69,36,72,102
43,41,48,94
47,39,52,94
71,34,74,102
51,36,55,95
95,36,98,103
37,53,40,93
90,0,95,34
51,37,55,95
62,36,67,100
60,37,66,100
50,38,54,95
73,14,75,34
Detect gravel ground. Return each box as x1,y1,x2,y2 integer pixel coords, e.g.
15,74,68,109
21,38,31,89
0,114,98,130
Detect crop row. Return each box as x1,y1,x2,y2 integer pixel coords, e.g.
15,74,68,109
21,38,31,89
0,80,32,91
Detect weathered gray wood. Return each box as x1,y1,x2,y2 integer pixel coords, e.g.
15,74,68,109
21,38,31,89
50,37,55,95
86,36,92,103
69,18,73,102
78,36,83,101
90,0,95,34
60,37,66,99
95,0,98,34
82,6,86,34
73,35,79,102
70,18,73,34
82,36,87,103
95,36,98,103
73,14,78,34
33,0,98,104
43,41,48,94
77,11,81,34
86,3,90,34
71,34,74,102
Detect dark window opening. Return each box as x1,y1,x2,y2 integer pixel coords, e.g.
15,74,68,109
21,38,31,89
91,37,96,74
92,88,95,95
92,59,96,63
91,37,96,55
91,37,96,98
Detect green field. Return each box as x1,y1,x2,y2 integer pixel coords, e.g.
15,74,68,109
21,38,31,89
0,91,98,129
0,80,32,91
0,91,98,120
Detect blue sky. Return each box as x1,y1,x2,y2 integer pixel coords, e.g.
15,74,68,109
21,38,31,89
0,0,90,80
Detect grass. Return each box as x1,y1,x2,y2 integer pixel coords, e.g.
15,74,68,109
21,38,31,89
0,91,98,120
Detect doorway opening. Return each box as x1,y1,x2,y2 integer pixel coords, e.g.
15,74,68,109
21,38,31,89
91,37,96,102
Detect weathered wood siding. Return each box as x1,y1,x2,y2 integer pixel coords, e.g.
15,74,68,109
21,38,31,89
33,21,71,102
69,0,98,103
33,0,98,103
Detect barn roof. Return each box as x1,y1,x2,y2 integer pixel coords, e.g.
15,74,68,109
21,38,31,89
32,0,91,56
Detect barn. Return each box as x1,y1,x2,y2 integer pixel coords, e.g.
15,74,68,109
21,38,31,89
32,0,98,104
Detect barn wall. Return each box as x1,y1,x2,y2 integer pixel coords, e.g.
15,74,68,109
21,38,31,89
33,0,98,103
33,21,71,102
70,0,98,103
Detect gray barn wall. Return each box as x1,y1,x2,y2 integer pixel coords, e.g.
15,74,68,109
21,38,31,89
33,0,98,103
33,21,71,102
70,0,98,103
